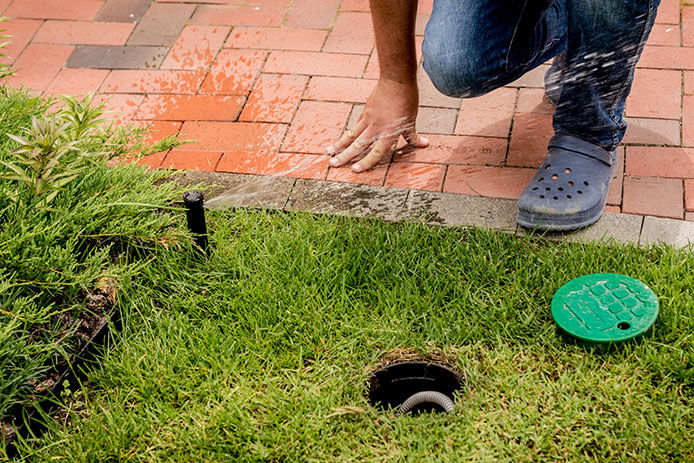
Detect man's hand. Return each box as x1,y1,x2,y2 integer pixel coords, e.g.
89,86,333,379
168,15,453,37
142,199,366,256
327,78,429,172
326,0,425,172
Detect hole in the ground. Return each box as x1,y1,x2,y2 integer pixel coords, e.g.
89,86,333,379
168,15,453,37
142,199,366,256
617,322,631,330
368,361,463,415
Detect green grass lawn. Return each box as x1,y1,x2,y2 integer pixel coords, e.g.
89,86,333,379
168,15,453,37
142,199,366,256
10,207,694,462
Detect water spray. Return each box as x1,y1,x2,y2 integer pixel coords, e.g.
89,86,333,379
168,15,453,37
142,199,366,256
183,190,209,255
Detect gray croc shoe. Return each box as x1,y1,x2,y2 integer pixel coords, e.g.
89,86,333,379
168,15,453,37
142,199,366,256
517,133,617,232
545,52,566,107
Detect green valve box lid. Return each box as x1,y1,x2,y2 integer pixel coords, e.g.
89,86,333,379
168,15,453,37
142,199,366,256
551,273,659,344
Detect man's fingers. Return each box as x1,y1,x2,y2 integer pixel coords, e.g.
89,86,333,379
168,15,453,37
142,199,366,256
352,137,394,172
330,136,372,166
403,126,430,148
326,119,367,155
329,132,374,167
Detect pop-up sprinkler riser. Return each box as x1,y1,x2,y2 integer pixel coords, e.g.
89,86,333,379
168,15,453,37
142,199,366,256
183,190,209,254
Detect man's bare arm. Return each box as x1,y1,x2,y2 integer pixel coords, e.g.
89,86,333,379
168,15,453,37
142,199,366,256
327,0,428,172
371,0,418,84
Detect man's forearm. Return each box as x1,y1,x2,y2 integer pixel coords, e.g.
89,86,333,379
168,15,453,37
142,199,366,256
370,0,418,84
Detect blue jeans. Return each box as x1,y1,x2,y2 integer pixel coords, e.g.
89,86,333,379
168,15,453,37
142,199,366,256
422,0,660,150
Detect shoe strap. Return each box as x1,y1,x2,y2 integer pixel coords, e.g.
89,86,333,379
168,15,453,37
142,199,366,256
547,133,615,166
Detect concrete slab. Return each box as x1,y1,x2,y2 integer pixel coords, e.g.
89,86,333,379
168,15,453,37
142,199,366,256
170,171,295,210
285,179,409,222
640,216,694,248
167,172,692,250
517,212,644,245
405,190,518,230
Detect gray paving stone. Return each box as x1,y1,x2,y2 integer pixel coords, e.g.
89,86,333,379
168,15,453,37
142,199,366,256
127,3,196,46
517,212,644,245
285,179,409,222
169,171,295,209
95,0,152,23
66,46,168,69
405,190,518,230
640,216,694,249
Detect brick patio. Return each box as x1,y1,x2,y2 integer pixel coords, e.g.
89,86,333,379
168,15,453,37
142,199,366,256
2,0,693,222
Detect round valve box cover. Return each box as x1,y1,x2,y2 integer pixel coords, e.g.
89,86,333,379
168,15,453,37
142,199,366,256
551,273,658,344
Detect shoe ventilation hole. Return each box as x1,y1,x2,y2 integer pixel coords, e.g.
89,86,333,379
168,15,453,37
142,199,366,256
545,165,551,170
584,181,589,186
568,181,574,187
552,174,559,180
577,190,583,194
532,187,538,191
540,195,545,199
565,168,572,174
566,195,572,199
539,177,544,182
553,196,559,200
545,187,551,191
558,187,564,191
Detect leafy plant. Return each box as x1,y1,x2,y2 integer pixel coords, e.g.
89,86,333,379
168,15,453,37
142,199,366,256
1,115,81,208
0,17,15,80
0,93,185,209
57,93,110,147
0,86,187,447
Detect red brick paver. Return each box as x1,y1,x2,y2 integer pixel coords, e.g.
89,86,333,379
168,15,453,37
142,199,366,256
198,49,266,95
34,21,134,46
385,162,446,191
45,68,109,95
135,94,244,121
3,0,692,223
101,69,206,94
6,0,102,20
239,73,307,123
161,150,222,171
623,176,684,219
226,27,326,52
282,100,351,153
161,25,229,71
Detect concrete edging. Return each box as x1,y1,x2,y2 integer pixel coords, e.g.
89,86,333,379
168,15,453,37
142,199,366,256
172,171,694,250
